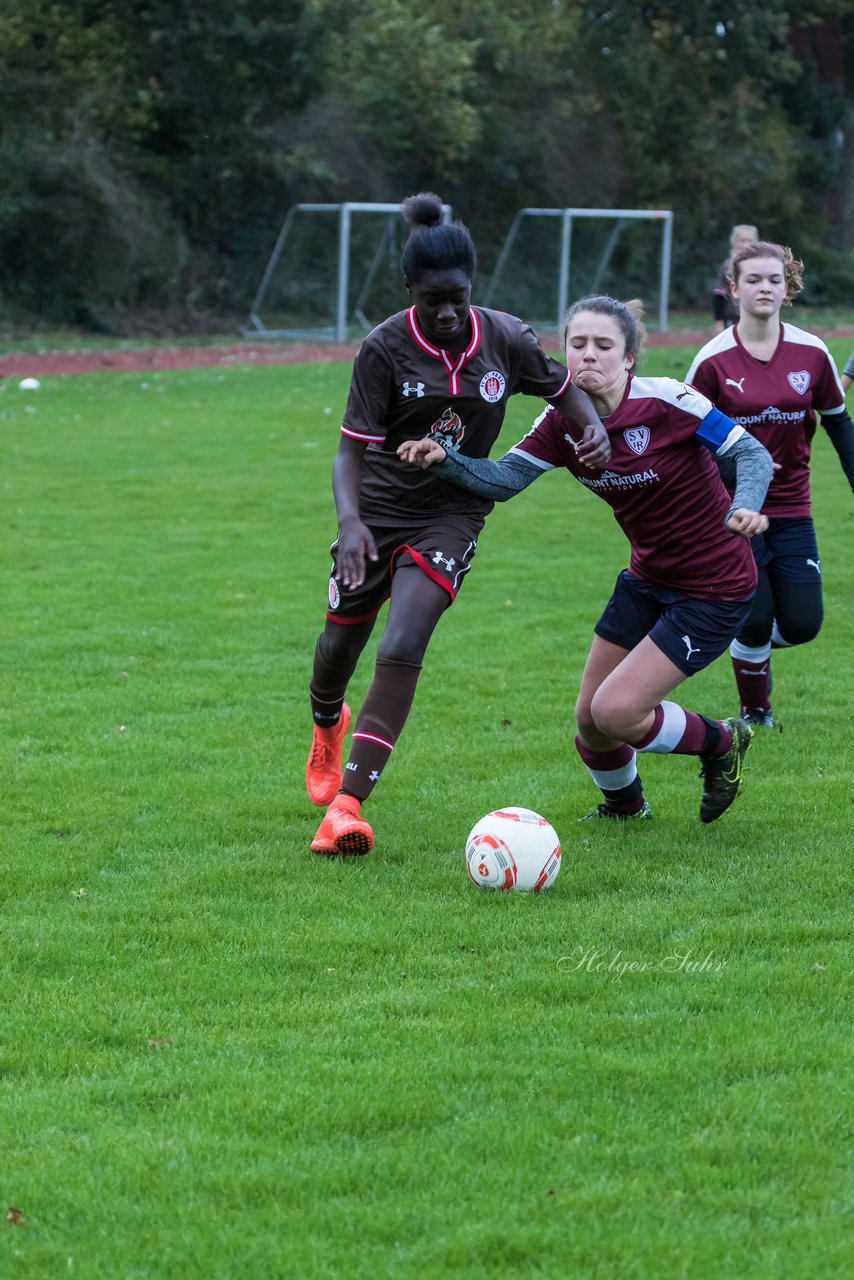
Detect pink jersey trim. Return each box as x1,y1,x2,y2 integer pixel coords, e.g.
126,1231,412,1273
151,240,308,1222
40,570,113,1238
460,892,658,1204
547,369,572,401
341,423,384,443
406,306,482,396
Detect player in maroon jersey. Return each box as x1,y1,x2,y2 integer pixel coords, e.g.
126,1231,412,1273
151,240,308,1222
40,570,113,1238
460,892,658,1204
687,242,854,728
306,193,610,857
399,296,774,824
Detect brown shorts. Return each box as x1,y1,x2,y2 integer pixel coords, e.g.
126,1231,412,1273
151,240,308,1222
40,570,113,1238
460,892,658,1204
326,516,483,624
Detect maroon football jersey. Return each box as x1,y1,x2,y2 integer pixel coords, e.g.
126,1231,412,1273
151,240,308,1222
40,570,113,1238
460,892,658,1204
511,375,757,600
340,306,571,526
686,323,845,517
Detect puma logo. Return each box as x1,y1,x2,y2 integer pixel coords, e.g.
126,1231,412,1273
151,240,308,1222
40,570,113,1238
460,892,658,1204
725,377,746,394
682,635,701,660
806,558,821,574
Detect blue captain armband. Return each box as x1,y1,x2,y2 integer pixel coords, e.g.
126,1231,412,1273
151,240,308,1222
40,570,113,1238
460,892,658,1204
694,406,742,453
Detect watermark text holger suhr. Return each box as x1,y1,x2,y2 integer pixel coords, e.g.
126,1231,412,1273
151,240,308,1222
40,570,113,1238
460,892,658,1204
558,946,727,982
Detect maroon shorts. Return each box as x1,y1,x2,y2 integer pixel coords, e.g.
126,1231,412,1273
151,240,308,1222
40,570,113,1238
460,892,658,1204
326,516,483,624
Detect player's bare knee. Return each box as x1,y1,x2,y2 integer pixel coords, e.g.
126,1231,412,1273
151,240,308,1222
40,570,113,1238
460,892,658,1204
589,691,631,743
574,700,597,740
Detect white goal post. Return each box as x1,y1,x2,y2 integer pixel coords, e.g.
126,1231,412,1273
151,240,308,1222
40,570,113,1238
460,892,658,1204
243,201,453,342
482,207,674,332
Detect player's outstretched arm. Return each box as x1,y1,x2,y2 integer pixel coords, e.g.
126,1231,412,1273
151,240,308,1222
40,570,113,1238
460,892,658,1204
553,382,610,469
397,440,541,502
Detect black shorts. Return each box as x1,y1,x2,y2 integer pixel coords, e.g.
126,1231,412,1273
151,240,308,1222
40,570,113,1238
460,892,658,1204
594,570,755,676
326,515,483,624
749,516,820,582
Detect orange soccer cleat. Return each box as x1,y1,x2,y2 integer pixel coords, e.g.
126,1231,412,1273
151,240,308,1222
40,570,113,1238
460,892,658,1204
305,704,351,806
310,794,374,857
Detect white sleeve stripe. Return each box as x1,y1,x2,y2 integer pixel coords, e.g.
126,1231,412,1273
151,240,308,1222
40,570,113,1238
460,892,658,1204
508,446,554,471
716,425,746,455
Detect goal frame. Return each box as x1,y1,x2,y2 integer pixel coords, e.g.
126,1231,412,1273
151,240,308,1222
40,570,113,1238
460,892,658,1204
482,207,674,332
243,201,453,342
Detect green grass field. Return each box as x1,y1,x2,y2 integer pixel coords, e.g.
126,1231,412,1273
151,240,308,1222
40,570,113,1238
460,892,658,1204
1,344,852,1278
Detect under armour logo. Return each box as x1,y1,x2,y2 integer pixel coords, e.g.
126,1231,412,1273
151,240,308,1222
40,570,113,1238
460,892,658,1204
402,380,425,398
369,770,380,782
725,377,746,394
806,558,821,573
682,635,701,660
432,551,456,570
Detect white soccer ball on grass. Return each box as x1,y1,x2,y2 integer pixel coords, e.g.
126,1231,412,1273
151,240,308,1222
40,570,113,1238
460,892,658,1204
18,378,41,391
465,806,561,893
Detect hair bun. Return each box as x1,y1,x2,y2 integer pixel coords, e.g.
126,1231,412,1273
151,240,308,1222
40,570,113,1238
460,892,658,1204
401,192,444,230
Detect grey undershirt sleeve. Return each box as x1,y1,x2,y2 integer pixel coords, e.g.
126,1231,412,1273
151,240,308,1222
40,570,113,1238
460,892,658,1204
433,449,543,501
717,431,773,523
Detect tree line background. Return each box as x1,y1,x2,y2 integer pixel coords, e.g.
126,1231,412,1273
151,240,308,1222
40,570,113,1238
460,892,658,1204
1,0,851,335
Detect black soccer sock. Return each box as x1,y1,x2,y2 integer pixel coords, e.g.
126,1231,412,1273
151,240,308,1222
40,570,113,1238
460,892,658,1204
339,657,422,803
309,636,360,729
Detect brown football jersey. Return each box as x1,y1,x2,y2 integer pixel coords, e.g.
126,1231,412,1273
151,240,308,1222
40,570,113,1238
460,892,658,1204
340,305,571,525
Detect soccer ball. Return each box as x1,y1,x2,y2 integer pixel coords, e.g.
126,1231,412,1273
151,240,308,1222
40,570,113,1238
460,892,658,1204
465,807,561,893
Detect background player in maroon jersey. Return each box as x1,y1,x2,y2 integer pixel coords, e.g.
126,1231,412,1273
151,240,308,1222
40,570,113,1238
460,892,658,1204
713,224,758,334
399,296,773,824
687,242,854,728
306,193,610,857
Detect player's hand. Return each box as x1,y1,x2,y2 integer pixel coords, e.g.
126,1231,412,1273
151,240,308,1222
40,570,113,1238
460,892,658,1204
726,508,769,538
336,516,378,590
397,439,447,469
576,422,610,470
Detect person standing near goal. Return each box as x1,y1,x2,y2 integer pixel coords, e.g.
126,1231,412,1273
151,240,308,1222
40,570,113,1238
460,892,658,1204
399,295,773,824
712,224,758,333
305,193,610,857
686,240,854,729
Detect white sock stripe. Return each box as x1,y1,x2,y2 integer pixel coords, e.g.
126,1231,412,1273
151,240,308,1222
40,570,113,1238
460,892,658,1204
352,731,394,752
636,700,687,754
585,760,639,790
730,639,772,662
